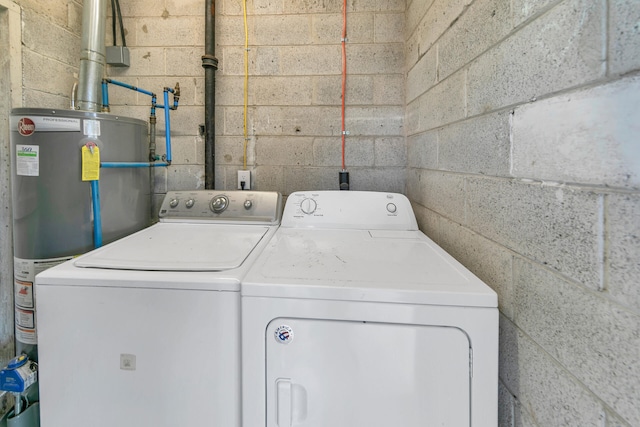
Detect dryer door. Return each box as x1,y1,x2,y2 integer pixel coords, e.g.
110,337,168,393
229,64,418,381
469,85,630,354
266,318,471,427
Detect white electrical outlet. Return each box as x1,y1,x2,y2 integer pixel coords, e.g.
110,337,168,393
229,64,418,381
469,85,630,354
238,170,251,190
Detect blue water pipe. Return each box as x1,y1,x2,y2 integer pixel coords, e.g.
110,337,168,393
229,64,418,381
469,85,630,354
90,180,103,248
101,162,170,168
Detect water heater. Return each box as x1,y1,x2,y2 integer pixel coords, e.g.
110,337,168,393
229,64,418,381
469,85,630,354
9,108,152,359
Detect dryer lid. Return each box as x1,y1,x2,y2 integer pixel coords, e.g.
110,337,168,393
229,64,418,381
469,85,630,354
74,223,271,271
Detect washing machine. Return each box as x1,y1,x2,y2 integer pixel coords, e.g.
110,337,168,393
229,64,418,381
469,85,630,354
34,190,282,427
241,191,498,427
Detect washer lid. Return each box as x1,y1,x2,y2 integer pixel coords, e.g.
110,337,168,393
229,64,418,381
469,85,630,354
74,223,271,271
243,229,497,307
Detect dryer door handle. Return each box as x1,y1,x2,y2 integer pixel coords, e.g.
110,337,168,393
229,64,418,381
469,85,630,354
276,379,292,427
276,378,308,426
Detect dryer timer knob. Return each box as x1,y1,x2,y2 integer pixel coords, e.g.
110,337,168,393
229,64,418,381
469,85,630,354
300,198,317,215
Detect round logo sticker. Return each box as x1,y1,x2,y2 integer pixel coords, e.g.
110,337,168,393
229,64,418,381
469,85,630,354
18,118,36,136
274,325,294,344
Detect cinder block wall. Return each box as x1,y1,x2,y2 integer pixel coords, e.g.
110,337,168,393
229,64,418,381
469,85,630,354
405,0,640,426
107,0,406,202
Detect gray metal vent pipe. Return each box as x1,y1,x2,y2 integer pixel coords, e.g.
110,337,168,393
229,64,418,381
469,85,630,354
77,0,108,112
202,0,218,189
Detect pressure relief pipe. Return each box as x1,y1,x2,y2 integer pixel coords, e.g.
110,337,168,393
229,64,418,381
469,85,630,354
202,0,218,189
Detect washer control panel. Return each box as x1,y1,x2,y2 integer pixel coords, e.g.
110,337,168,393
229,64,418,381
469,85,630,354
282,191,418,230
158,191,282,224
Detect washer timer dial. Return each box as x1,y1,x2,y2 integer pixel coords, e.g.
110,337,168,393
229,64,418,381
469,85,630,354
210,195,229,213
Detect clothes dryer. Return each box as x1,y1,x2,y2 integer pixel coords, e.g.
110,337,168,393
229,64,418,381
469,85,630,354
242,191,498,427
35,190,282,427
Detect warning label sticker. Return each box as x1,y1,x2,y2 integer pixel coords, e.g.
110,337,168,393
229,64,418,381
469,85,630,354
14,280,34,309
16,144,39,176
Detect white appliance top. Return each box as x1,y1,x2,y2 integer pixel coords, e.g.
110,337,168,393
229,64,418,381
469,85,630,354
242,191,497,308
74,223,270,271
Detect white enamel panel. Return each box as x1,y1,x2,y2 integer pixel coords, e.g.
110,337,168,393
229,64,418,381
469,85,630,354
37,285,241,427
265,318,471,427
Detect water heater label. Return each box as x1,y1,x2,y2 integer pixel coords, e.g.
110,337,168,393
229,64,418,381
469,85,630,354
14,256,73,345
83,120,101,136
15,145,39,176
11,116,81,132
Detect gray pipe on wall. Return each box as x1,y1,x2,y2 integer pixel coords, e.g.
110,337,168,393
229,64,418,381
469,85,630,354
77,0,108,112
202,0,218,189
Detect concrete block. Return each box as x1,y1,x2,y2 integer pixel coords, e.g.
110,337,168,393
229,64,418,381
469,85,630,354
153,168,167,194
224,0,285,15
116,0,165,17
166,47,205,77
347,44,404,75
374,13,404,43
159,106,204,137
313,137,374,167
255,136,314,166
154,135,200,165
22,50,77,98
418,71,466,131
67,1,83,36
438,111,511,176
437,0,512,81
374,137,405,167
498,382,515,427
347,168,406,193
407,130,437,169
17,0,72,28
223,106,245,136
606,193,640,312
499,316,606,427
405,0,434,38
405,99,421,136
467,0,605,115
313,75,374,106
252,106,341,136
135,16,203,47
405,169,466,225
252,15,312,46
312,13,374,44
252,77,313,106
216,16,246,46
438,218,514,319
283,0,342,14
166,164,205,190
411,200,441,243
406,45,437,103
165,0,203,16
221,47,282,76
415,0,468,56
23,90,69,110
513,258,640,426
279,45,342,75
349,0,404,12
22,9,80,67
466,178,602,289
609,0,640,75
253,166,285,191
346,106,404,136
512,76,640,189
512,0,557,27
215,136,247,167
284,166,338,194
109,47,166,77
373,74,404,105
405,30,419,71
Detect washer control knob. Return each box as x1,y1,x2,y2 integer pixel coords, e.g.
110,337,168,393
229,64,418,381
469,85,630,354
300,198,317,215
386,203,397,213
210,195,229,213
244,200,253,210
185,199,195,209
169,198,179,208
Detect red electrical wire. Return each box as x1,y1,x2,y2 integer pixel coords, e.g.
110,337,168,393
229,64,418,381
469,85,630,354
341,0,347,171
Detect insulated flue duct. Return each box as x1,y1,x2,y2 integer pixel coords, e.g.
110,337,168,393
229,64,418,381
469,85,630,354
77,0,107,112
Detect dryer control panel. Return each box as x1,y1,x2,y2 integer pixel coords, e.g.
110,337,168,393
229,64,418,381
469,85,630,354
158,191,282,224
282,191,418,230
